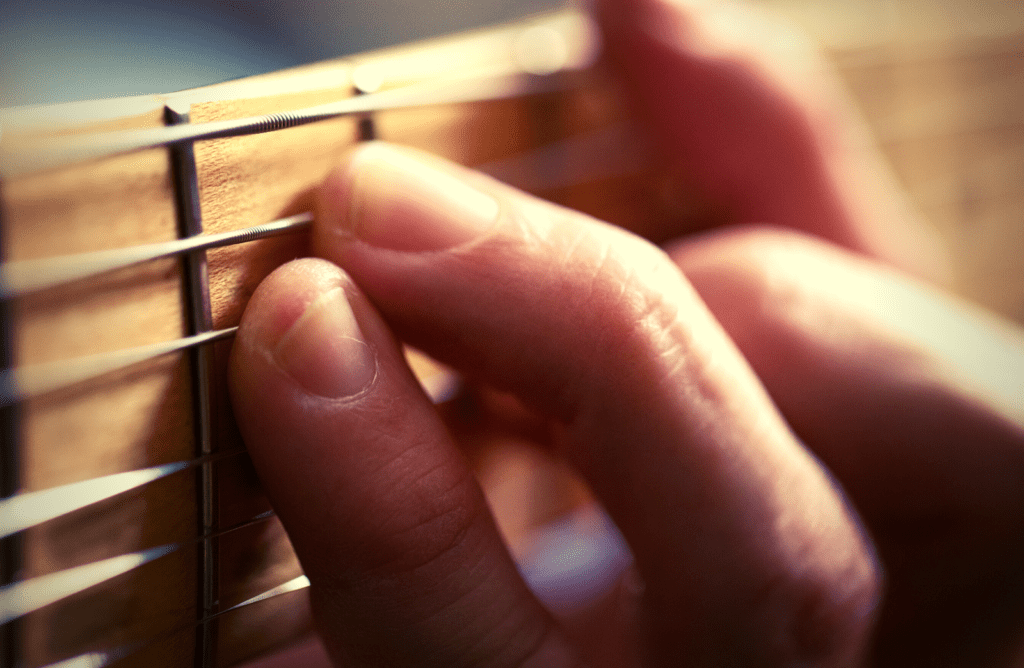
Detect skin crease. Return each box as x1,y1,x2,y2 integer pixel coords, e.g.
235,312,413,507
231,0,1024,666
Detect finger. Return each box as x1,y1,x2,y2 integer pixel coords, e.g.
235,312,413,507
670,225,1024,665
315,142,879,665
228,259,578,667
595,0,951,282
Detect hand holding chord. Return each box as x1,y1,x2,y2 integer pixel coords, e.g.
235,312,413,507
228,0,1024,666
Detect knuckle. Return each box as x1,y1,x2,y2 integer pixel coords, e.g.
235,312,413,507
581,232,691,350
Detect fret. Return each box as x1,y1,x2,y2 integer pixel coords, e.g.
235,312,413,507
165,101,217,668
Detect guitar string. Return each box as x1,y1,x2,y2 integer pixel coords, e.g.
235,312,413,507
0,501,280,627
0,212,313,299
0,326,237,407
36,573,312,668
214,574,310,617
0,447,248,540
0,544,178,626
41,647,132,668
1,10,600,178
41,648,128,668
1,65,582,179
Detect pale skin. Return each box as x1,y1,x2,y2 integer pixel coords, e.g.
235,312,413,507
229,0,1024,666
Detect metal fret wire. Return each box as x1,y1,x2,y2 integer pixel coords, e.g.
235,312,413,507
165,102,218,668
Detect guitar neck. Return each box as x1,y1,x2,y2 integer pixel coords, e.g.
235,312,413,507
0,10,667,668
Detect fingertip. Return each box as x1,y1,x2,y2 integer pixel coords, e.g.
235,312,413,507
231,258,376,400
316,142,500,255
234,258,347,351
229,259,573,668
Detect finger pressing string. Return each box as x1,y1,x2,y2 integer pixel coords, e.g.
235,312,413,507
309,142,880,666
229,259,580,667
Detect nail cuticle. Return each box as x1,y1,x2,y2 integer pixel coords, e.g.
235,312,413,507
273,286,377,399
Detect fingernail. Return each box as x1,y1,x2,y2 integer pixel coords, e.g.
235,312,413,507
273,287,375,398
339,143,500,251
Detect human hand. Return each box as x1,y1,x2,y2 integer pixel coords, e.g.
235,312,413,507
229,139,1024,665
229,0,1024,666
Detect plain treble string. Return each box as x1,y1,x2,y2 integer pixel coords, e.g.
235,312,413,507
0,326,237,407
0,212,313,299
0,505,280,627
34,573,312,668
0,447,250,540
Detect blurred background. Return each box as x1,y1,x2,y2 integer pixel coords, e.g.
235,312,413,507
0,0,561,106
